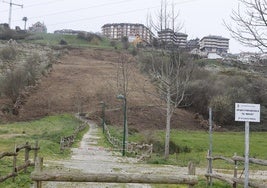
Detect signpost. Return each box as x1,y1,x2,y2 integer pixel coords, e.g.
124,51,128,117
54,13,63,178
235,103,260,188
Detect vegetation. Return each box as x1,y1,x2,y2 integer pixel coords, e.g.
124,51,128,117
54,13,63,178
225,0,267,51
0,114,87,188
24,33,113,49
107,125,267,168
0,46,55,113
138,50,267,130
0,29,267,187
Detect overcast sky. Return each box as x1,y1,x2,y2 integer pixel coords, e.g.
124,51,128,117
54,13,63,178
0,0,259,53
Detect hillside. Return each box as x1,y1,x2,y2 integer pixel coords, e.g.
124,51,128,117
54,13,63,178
0,47,203,131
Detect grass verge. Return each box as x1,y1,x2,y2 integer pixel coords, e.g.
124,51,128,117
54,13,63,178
0,114,87,188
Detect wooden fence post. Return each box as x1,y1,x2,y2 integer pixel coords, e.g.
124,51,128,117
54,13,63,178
34,157,43,188
12,144,17,182
206,149,212,187
188,161,196,188
233,153,237,188
24,142,30,173
34,140,39,164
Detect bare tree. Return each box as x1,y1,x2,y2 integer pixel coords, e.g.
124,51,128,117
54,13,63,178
149,49,193,159
116,52,134,144
225,0,267,51
146,0,190,159
150,0,183,33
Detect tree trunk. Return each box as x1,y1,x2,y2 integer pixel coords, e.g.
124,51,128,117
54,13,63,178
164,84,171,159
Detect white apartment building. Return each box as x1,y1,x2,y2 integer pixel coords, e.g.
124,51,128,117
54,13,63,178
101,23,153,44
200,35,229,54
157,29,188,48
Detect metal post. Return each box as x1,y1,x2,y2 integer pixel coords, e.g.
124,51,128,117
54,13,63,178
100,101,105,134
122,97,126,156
208,107,213,186
7,0,23,28
244,121,250,188
233,153,237,188
117,94,127,156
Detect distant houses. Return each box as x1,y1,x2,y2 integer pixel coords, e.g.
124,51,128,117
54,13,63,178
29,22,47,33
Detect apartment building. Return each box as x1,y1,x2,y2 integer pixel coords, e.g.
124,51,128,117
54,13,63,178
101,23,153,44
157,29,188,48
200,35,229,54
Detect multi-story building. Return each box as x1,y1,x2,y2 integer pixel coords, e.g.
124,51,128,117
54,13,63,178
157,29,188,48
29,22,47,33
101,23,153,44
186,38,200,51
200,35,229,54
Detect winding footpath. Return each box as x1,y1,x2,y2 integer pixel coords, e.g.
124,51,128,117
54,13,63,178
42,118,192,188
42,117,267,188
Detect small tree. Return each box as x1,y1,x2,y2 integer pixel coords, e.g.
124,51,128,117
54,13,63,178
146,0,191,159
22,17,28,30
150,48,193,159
116,52,134,143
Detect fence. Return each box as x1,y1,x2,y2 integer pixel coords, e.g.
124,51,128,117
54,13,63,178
0,141,39,182
104,122,153,158
206,151,267,187
60,122,87,150
31,157,198,188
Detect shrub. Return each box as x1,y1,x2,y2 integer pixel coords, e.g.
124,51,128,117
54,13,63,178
24,53,41,86
0,46,17,61
121,36,129,49
1,68,27,103
209,95,233,124
59,39,68,45
169,141,191,154
110,40,117,47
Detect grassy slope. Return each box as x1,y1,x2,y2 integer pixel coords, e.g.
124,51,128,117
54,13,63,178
109,125,267,168
0,114,88,188
25,33,115,49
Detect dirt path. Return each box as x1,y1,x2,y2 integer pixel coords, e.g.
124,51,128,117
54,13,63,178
40,117,267,188
42,118,193,188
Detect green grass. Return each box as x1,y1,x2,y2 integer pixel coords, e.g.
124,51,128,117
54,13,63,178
0,114,86,159
24,33,118,50
151,179,243,188
0,114,88,187
114,127,267,169
159,130,266,168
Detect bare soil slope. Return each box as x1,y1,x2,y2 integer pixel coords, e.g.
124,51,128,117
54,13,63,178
5,48,203,131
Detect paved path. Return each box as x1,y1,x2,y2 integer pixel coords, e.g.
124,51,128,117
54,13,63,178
43,118,191,188
42,117,267,187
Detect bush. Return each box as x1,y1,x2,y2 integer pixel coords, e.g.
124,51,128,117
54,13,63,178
24,53,41,85
1,68,27,103
169,141,191,154
0,46,17,61
121,36,129,49
209,95,233,124
59,39,68,45
110,40,117,47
